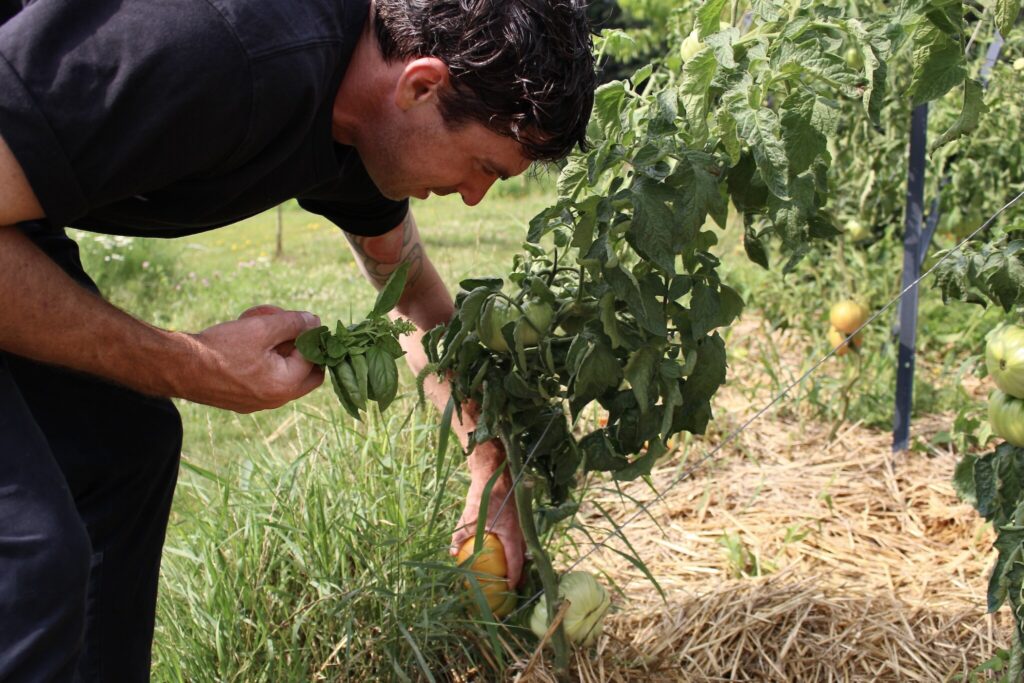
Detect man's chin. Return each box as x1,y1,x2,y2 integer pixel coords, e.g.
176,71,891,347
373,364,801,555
381,187,428,201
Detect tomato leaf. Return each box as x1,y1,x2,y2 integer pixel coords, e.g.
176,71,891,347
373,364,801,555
580,430,628,473
908,22,965,106
573,342,622,405
613,439,667,482
696,0,728,37
996,0,1021,38
624,345,659,413
988,526,1024,612
781,90,836,176
726,87,790,200
930,79,987,152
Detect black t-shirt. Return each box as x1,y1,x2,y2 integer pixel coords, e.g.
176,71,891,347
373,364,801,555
0,0,408,238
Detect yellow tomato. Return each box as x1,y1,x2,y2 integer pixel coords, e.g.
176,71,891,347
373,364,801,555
829,300,869,335
456,533,515,618
828,325,862,356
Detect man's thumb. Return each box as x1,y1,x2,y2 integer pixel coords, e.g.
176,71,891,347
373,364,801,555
262,310,321,345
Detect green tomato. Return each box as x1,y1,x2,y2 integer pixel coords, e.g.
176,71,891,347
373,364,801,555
987,324,1024,399
517,299,554,347
1014,57,1024,71
844,46,864,70
844,218,871,242
478,298,517,353
529,571,611,646
679,30,704,63
989,389,1024,447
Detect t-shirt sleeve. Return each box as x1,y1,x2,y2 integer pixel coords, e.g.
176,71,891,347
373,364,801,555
0,0,252,227
297,149,409,237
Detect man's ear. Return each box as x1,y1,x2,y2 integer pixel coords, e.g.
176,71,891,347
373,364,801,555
394,57,449,111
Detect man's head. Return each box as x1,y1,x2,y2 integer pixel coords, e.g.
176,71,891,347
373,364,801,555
371,0,596,163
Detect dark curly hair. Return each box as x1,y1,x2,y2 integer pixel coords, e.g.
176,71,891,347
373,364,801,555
372,0,596,161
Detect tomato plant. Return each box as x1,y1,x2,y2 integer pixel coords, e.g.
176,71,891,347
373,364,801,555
937,226,1024,677
419,0,976,673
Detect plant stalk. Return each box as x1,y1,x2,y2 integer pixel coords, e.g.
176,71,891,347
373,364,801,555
499,425,570,678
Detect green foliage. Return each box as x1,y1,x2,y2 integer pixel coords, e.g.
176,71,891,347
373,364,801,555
937,229,1024,670
956,445,1024,632
425,0,975,570
297,265,416,418
934,229,1024,311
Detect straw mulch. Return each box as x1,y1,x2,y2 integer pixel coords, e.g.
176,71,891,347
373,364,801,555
512,418,1007,681
510,322,1008,682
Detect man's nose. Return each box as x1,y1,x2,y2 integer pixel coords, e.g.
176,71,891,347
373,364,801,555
459,176,497,207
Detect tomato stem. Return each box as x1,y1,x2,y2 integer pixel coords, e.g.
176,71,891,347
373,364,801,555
500,425,571,678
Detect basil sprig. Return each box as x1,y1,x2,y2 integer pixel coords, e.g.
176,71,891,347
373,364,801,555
297,264,416,418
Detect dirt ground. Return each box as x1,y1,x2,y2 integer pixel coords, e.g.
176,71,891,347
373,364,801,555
510,323,1009,682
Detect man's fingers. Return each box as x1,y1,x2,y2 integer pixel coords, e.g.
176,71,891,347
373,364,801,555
295,363,325,397
257,310,321,347
239,304,285,319
238,307,317,355
500,532,526,587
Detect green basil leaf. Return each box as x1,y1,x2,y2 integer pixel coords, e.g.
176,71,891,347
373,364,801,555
351,353,369,407
336,360,365,412
367,346,399,412
371,262,410,318
295,326,329,365
329,365,361,419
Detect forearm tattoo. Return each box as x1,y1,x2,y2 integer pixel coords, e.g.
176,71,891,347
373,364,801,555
346,211,425,290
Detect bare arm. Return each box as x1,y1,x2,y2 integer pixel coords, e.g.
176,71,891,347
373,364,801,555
0,135,322,412
345,210,526,584
344,210,476,449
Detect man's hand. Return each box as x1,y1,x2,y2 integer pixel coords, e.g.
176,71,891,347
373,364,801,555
450,440,527,587
184,305,324,413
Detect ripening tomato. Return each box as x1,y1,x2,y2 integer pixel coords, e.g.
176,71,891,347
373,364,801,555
989,389,1024,447
986,324,1024,399
829,300,869,335
828,325,862,356
456,533,516,617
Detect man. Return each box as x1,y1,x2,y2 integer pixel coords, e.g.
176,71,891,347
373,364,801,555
0,0,595,679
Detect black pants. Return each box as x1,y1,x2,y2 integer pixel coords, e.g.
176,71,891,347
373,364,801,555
0,223,183,682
